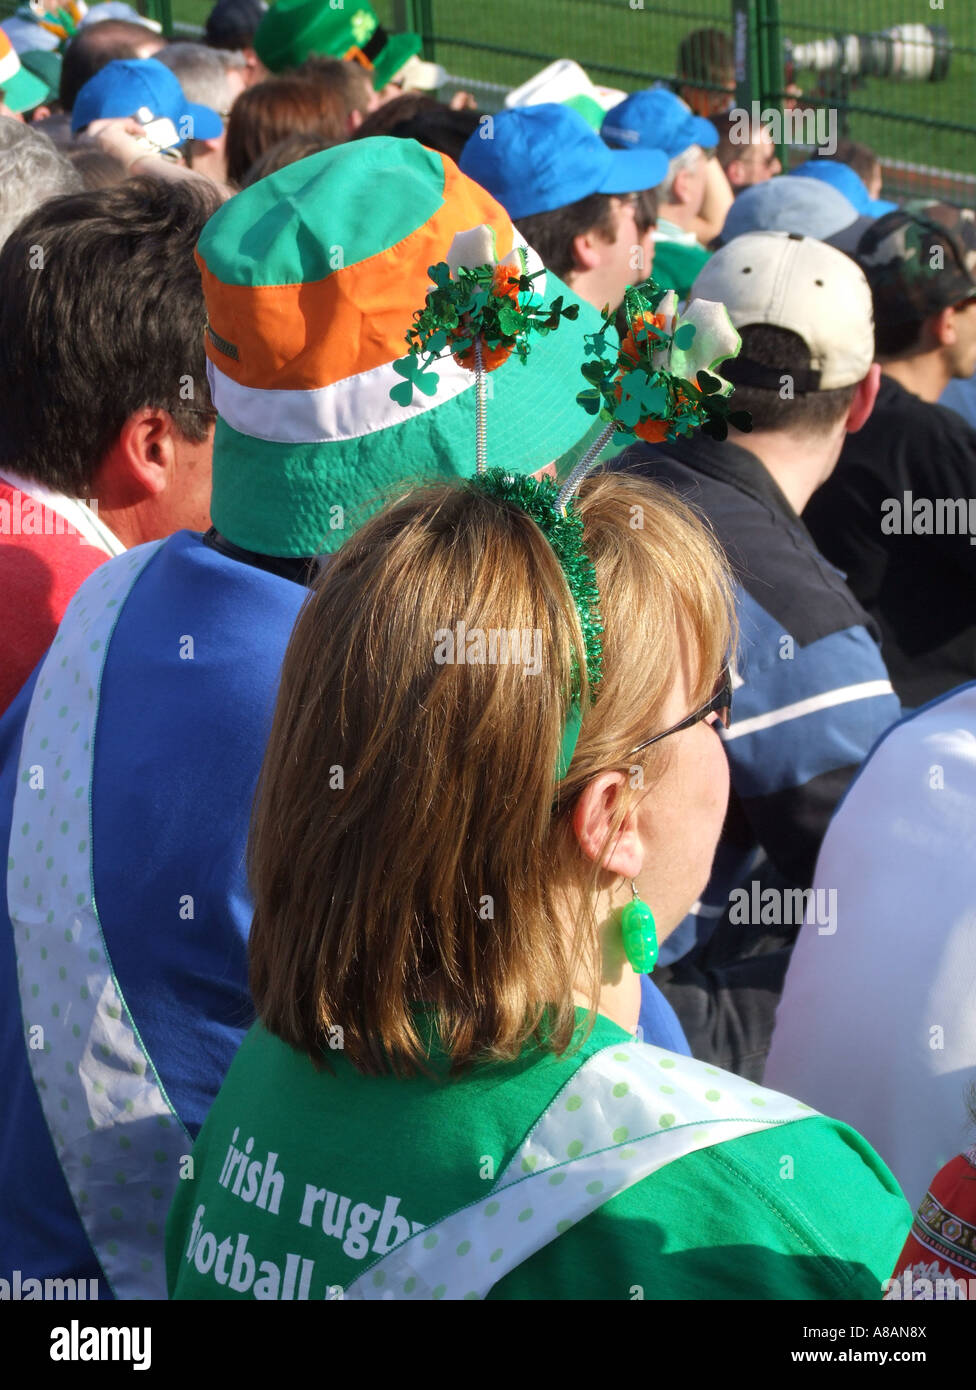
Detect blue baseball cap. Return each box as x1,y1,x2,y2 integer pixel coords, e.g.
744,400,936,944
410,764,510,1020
70,58,223,143
720,175,860,244
459,104,668,220
602,88,718,158
789,159,898,218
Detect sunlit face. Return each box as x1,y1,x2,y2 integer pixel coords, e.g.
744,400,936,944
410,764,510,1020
630,632,731,941
729,128,781,189
948,296,976,380
596,194,647,311
678,147,709,217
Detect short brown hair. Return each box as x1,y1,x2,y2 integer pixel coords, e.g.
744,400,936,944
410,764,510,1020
240,130,339,186
725,324,859,435
813,138,880,190
0,176,220,495
294,54,374,120
676,28,734,88
515,191,650,281
60,21,163,110
248,472,734,1075
225,74,350,187
352,93,481,164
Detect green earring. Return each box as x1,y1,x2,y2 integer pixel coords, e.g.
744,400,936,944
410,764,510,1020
620,881,658,975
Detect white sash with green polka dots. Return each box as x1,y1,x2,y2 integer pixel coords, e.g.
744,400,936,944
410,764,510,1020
345,1042,819,1300
6,541,187,1300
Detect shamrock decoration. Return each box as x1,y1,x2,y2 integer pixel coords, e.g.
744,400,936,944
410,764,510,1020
389,354,440,409
350,9,376,46
577,279,752,444
389,224,580,406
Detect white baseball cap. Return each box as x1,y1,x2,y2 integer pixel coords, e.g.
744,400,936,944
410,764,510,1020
692,231,875,391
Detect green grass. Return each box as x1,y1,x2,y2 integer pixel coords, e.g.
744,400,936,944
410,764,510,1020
10,0,975,176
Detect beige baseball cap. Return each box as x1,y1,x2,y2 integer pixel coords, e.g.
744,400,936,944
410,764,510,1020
692,231,875,391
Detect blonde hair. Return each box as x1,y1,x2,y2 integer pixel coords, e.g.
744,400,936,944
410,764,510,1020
247,470,735,1074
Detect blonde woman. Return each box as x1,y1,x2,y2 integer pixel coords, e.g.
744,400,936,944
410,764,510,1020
167,471,910,1300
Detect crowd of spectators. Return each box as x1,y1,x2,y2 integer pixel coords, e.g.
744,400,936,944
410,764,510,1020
1,3,975,1306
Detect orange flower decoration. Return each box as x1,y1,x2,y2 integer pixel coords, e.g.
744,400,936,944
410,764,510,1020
451,263,523,371
619,311,667,367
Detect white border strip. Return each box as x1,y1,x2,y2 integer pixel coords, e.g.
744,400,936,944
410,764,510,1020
207,354,476,445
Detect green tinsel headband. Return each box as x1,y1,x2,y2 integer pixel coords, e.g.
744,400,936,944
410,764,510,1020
469,468,603,780
389,227,748,782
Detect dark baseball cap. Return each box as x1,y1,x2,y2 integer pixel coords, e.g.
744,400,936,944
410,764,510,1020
855,204,976,330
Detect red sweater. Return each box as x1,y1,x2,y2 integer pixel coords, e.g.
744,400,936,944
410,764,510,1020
0,478,109,716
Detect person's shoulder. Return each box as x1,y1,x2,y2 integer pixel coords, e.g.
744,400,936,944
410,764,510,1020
828,679,976,828
496,1112,910,1300
866,376,976,458
681,1116,911,1296
105,532,309,669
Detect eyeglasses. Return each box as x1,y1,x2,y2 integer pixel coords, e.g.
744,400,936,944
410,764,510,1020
630,666,733,755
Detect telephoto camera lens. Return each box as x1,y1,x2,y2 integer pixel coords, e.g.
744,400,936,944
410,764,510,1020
787,23,950,82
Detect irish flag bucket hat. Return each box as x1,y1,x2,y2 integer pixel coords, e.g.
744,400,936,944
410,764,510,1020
196,136,610,557
0,30,51,113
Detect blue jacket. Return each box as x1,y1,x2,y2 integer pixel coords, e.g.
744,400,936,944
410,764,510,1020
613,433,902,964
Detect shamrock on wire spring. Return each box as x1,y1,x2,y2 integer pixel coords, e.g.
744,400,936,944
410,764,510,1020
388,224,581,471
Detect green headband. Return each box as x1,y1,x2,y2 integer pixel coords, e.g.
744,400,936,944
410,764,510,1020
469,468,602,781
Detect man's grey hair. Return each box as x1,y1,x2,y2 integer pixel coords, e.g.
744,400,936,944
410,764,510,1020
155,41,245,118
659,143,703,202
0,119,83,252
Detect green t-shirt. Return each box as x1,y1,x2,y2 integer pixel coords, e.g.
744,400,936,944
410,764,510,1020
652,239,712,301
166,1014,910,1300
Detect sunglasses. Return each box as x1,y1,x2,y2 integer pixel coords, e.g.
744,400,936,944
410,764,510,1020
630,666,733,755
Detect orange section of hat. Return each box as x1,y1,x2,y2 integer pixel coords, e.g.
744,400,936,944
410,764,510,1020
198,154,517,393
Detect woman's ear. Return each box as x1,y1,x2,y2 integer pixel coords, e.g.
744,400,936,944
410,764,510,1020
572,771,644,881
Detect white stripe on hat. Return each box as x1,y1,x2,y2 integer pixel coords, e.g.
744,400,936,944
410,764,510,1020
206,352,477,445
0,38,22,85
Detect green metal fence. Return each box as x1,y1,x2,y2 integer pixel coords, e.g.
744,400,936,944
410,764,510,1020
759,0,976,203
4,0,975,202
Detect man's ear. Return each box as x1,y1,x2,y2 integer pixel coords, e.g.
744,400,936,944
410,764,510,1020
96,408,179,504
346,108,364,134
845,362,881,434
670,166,691,207
572,771,644,880
932,302,958,349
570,227,605,274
